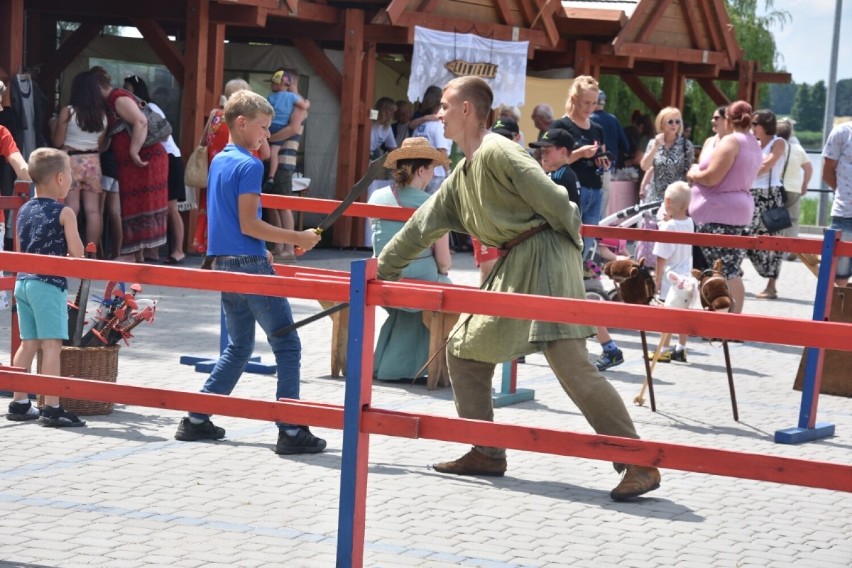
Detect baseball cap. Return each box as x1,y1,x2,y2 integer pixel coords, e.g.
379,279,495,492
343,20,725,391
269,69,291,86
491,118,520,139
597,90,606,104
529,128,576,149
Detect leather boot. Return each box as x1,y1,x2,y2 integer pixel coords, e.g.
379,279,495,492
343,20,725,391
432,448,507,477
610,465,661,501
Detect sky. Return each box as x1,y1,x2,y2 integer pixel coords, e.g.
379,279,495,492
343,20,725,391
761,0,851,85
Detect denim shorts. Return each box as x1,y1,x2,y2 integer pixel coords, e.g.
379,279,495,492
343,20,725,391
15,279,68,340
829,216,852,279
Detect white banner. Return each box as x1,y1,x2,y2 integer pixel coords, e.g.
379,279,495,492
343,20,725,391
408,26,528,108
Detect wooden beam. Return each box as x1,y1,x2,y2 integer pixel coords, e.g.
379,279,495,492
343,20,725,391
622,74,662,114
681,0,701,49
493,0,515,25
737,60,756,108
209,4,267,27
131,19,186,85
695,0,722,53
661,60,684,109
349,40,377,247
574,39,592,77
334,8,366,247
0,0,23,94
616,42,729,67
535,0,560,47
517,0,535,26
611,0,653,51
206,23,225,112
37,22,103,95
710,0,741,67
181,0,209,160
395,11,550,47
292,37,343,99
419,0,441,12
636,0,672,44
696,78,730,106
384,0,408,24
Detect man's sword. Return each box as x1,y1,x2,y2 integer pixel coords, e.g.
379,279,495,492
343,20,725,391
295,153,387,255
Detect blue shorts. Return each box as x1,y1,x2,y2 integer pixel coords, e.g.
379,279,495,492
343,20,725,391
830,217,852,279
14,279,69,340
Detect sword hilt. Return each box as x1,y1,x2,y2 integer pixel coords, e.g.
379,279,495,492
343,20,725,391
294,227,323,257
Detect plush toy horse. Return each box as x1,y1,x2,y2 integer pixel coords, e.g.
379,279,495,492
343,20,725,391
602,257,656,305
664,272,701,310
692,259,732,312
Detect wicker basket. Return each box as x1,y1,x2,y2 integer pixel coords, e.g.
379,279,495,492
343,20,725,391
36,345,120,416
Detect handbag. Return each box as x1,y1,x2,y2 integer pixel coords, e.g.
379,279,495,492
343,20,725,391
108,94,172,148
760,149,792,233
184,145,208,188
184,111,215,188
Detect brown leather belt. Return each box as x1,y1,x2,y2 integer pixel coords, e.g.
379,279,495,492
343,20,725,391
498,223,550,258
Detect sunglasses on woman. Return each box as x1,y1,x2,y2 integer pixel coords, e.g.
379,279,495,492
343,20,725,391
666,119,682,125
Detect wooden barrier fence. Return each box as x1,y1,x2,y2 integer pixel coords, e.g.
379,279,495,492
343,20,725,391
0,194,850,568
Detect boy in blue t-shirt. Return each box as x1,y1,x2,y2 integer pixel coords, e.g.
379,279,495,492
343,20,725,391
8,148,86,427
174,90,324,455
264,68,309,189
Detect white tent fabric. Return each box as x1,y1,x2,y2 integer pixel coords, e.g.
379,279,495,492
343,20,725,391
407,26,528,108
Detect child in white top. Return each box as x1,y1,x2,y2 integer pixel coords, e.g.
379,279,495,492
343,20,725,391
653,181,695,361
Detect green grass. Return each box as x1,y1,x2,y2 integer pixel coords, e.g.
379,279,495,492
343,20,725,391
795,130,824,151
800,198,817,225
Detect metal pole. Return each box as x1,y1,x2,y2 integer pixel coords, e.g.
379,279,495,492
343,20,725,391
817,0,844,226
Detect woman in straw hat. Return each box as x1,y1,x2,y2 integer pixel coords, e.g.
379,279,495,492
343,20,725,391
368,137,452,381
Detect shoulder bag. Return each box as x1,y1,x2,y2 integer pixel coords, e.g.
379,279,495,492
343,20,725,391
760,147,792,233
184,111,215,188
108,93,172,148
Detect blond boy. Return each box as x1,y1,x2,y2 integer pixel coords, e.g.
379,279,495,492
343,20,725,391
653,181,695,361
8,148,86,426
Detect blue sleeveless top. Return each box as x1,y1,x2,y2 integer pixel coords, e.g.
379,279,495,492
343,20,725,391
17,198,69,291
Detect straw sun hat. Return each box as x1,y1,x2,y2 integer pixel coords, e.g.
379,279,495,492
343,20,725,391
384,137,450,169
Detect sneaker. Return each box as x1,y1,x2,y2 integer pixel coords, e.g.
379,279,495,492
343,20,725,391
275,426,327,455
656,349,672,363
174,417,225,441
38,406,86,428
670,348,687,363
6,400,40,421
594,348,624,371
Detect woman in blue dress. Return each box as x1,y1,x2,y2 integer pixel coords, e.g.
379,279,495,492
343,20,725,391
369,137,452,381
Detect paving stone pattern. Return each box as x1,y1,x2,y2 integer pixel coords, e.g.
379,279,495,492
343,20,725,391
0,249,850,567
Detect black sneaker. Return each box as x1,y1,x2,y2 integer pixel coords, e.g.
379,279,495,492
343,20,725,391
174,417,225,441
670,348,687,363
6,400,40,421
275,426,327,455
38,406,86,428
594,348,624,372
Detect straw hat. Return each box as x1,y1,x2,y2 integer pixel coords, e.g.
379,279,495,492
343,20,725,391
384,137,450,169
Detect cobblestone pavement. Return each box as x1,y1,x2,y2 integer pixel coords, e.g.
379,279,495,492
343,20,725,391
0,248,850,568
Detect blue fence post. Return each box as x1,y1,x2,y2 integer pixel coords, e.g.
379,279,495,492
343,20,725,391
775,229,840,444
492,359,535,408
337,258,377,568
180,301,276,375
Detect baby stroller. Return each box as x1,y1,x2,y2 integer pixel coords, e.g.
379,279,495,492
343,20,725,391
583,200,663,302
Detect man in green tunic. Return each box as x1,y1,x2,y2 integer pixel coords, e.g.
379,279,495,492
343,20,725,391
377,76,661,501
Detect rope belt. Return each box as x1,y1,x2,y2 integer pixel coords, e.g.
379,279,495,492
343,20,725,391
498,223,550,258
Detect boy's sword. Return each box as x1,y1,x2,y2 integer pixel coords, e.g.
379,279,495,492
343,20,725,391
294,153,387,255
277,153,387,335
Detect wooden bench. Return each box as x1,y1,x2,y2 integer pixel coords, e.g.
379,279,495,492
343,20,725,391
317,300,457,390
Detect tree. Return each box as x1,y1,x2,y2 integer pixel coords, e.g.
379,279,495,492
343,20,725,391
769,82,797,116
790,83,810,127
806,81,828,130
837,79,852,116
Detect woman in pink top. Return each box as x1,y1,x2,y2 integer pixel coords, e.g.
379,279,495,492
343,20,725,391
687,101,762,314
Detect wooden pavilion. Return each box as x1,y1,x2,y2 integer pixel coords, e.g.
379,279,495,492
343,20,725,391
0,0,789,246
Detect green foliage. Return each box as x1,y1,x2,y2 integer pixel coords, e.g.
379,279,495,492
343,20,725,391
800,197,817,226
791,83,811,128
795,130,825,151
837,79,852,116
769,82,797,115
